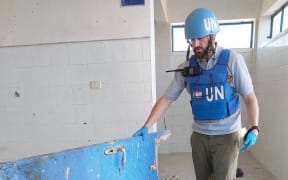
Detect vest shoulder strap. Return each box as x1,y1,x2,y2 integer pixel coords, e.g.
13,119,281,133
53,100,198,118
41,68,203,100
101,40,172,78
189,54,198,67
218,49,230,65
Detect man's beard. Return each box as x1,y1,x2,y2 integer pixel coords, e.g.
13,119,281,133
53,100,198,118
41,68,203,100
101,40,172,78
193,47,207,59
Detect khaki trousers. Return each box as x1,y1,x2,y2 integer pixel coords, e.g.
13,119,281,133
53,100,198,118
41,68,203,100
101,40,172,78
191,132,240,180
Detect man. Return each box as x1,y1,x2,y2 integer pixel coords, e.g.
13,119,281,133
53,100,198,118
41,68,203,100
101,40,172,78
133,8,259,180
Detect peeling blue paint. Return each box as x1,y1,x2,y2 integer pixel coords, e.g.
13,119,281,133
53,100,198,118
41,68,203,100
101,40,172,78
0,131,170,180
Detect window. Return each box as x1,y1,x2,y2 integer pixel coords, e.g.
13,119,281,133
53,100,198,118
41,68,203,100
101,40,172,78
283,6,288,30
272,11,282,37
171,20,254,52
268,2,288,38
172,25,188,52
216,21,254,48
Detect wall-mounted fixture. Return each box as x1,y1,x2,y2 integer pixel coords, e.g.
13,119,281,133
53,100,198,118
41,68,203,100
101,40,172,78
121,0,144,6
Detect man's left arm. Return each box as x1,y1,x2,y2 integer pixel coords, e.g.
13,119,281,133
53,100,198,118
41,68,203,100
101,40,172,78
241,91,259,152
242,91,259,134
228,50,260,152
230,51,259,133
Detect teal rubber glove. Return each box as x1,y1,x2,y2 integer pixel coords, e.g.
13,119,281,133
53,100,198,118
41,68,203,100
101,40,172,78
133,126,148,137
240,131,257,152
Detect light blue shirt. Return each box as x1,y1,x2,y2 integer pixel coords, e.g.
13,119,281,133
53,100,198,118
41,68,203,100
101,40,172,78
163,46,254,135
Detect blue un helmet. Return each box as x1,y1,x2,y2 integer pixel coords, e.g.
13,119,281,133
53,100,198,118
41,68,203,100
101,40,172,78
185,8,220,40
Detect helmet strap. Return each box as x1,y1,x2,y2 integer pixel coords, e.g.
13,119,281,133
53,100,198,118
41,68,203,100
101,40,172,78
207,34,217,55
186,44,191,61
205,35,217,60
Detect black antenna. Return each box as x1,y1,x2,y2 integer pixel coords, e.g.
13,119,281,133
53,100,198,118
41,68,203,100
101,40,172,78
186,44,190,61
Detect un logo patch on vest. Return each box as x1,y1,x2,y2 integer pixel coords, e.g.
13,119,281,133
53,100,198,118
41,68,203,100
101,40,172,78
206,85,224,102
188,49,240,120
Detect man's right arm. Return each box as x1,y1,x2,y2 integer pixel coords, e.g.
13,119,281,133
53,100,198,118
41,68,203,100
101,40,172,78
144,96,173,128
143,63,187,128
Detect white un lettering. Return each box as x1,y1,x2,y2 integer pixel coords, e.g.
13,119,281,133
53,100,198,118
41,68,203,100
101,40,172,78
206,86,224,102
204,17,218,31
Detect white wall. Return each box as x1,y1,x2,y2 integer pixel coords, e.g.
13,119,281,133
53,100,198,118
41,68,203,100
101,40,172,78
0,0,150,46
0,0,154,162
261,0,287,15
0,37,153,162
252,45,288,180
252,1,288,179
253,28,288,180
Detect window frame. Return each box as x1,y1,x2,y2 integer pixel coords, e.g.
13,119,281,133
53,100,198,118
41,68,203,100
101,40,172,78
171,20,254,52
267,1,288,39
171,24,186,52
217,21,254,48
283,5,288,30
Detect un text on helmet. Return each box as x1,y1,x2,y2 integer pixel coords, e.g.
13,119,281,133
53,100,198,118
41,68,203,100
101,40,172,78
204,17,218,32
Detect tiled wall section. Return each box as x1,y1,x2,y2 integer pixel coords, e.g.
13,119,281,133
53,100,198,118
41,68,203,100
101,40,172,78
0,38,152,162
266,32,288,47
252,46,288,180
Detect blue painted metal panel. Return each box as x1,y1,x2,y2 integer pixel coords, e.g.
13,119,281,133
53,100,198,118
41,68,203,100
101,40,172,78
0,130,170,180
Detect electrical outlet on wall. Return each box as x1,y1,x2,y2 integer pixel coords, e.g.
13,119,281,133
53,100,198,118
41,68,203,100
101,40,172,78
90,80,102,89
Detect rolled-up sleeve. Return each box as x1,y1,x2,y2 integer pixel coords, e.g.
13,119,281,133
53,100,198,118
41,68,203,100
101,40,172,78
230,51,254,96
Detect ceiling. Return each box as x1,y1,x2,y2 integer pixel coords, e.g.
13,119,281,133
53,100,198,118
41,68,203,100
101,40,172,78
154,0,285,23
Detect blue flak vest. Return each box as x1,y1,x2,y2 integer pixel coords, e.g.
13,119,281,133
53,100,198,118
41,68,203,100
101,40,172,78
187,49,240,121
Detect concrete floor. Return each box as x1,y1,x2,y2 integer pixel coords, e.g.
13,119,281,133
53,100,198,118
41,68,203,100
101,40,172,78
158,152,276,180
